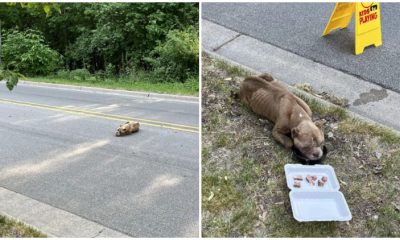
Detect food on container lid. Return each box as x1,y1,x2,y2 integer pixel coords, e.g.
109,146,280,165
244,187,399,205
294,180,301,188
293,175,303,181
318,179,325,187
321,176,328,182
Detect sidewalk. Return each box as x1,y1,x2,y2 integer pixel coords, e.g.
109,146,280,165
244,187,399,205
202,20,400,132
0,187,129,237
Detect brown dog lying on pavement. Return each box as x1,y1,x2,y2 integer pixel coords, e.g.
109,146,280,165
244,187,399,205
239,73,325,160
116,121,140,136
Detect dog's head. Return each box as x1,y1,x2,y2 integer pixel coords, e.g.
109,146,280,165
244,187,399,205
115,122,130,136
291,120,325,160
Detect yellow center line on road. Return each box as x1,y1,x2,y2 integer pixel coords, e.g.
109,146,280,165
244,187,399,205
26,99,198,130
0,98,199,134
58,106,199,130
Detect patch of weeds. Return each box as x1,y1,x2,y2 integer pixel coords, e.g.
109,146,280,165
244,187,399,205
367,202,400,237
230,203,258,236
215,133,229,148
202,173,245,213
202,203,258,237
206,112,226,132
202,147,210,162
238,157,262,183
215,60,252,77
294,83,350,108
0,215,46,237
202,215,231,237
339,119,400,145
381,149,400,177
265,204,338,237
210,79,230,93
297,93,348,120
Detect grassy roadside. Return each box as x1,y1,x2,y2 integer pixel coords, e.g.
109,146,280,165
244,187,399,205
202,53,400,237
26,76,199,96
0,215,46,237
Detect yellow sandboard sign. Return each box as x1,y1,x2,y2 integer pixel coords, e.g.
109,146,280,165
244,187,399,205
322,2,382,55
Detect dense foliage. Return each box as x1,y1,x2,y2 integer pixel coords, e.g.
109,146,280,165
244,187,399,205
2,29,62,75
0,3,198,83
146,26,199,82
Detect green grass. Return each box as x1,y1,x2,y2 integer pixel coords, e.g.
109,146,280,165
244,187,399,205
26,76,199,96
0,215,46,237
296,93,349,120
202,52,400,237
339,118,400,145
214,60,253,77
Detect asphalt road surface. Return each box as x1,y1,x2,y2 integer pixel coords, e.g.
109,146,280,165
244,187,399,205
0,82,199,237
203,3,400,93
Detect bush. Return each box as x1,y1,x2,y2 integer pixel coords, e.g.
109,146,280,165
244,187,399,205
94,70,107,81
69,68,91,81
2,29,62,75
146,26,199,82
56,69,71,79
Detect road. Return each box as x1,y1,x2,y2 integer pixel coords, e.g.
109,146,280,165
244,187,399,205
0,82,199,237
203,3,400,93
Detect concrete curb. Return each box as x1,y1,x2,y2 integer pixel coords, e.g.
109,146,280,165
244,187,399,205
202,20,400,132
15,80,199,103
0,187,130,238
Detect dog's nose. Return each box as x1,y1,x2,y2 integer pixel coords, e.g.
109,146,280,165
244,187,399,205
313,152,321,158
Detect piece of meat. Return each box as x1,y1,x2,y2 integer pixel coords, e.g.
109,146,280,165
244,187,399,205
306,175,313,182
293,180,301,188
293,175,303,181
306,175,314,186
321,176,328,182
311,175,318,181
318,179,325,187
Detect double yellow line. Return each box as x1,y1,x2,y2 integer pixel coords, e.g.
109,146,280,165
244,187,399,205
0,98,198,134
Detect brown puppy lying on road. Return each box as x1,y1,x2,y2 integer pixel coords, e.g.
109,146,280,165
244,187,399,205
239,73,325,160
116,121,140,136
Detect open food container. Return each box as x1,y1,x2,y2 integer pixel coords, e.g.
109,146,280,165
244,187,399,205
284,164,352,222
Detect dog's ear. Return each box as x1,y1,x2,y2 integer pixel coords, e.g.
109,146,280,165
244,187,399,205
291,127,300,138
314,119,326,129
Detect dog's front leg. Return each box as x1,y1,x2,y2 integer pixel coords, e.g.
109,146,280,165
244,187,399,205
272,124,293,149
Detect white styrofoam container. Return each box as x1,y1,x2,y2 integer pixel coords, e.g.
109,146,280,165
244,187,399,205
284,164,352,222
289,191,352,222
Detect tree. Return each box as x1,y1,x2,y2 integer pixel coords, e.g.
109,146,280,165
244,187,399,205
2,30,62,75
0,3,60,90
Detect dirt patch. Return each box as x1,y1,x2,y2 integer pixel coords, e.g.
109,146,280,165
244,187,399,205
294,83,350,108
202,53,400,237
